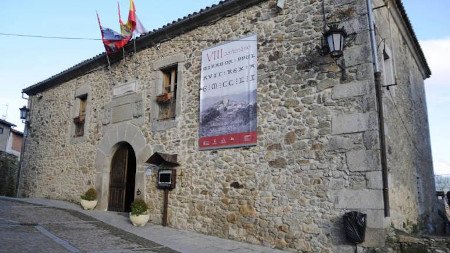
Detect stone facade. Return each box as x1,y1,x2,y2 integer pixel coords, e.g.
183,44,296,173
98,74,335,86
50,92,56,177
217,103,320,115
19,0,434,252
373,0,436,232
0,151,19,196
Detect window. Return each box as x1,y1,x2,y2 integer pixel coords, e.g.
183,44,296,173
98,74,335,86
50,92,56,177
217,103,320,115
157,65,178,120
0,127,3,134
74,95,87,137
382,45,397,97
151,53,184,131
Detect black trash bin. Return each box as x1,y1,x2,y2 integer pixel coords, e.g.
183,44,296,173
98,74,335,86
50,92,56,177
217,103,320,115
343,211,367,244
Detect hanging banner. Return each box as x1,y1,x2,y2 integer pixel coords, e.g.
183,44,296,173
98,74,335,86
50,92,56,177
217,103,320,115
199,34,258,150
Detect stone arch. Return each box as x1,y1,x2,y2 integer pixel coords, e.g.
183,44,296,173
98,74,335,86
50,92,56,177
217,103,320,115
94,122,152,210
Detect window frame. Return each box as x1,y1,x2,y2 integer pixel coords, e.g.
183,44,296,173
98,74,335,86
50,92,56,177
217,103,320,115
74,94,87,137
70,85,90,142
150,54,185,131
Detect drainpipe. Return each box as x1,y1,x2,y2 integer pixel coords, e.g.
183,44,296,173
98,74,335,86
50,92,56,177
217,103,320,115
366,0,390,217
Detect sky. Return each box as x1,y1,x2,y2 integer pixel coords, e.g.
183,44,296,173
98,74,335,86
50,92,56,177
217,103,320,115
0,1,448,176
402,0,450,176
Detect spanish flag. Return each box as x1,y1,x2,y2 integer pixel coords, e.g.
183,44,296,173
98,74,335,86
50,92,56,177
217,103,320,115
119,0,147,37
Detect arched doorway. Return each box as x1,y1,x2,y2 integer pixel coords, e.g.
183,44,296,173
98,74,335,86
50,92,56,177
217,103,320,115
108,142,136,212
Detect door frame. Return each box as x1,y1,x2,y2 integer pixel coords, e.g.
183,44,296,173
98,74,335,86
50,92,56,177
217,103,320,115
94,123,152,211
108,142,136,212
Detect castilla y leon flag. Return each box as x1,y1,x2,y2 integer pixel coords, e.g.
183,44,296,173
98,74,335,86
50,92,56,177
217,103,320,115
96,12,130,54
119,0,147,38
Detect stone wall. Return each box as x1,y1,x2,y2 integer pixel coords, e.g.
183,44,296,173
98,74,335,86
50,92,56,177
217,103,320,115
0,151,19,196
19,0,433,251
373,0,436,232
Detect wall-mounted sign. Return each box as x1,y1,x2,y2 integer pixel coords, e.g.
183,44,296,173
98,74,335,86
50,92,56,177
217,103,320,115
199,35,258,150
113,81,138,97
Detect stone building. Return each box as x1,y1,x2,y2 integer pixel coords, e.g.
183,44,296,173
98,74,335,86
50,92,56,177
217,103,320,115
0,119,16,153
19,0,435,251
0,119,23,158
0,119,22,196
6,129,23,158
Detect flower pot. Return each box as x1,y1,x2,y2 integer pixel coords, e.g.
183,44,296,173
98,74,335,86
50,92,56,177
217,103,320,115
156,93,173,104
73,115,85,124
130,213,150,227
80,199,98,210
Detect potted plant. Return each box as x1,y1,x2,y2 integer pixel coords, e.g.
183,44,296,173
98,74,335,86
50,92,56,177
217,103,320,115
129,198,150,227
80,187,98,210
156,92,173,104
73,115,85,124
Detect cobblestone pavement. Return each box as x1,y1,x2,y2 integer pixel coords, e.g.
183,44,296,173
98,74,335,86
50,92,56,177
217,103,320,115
0,198,178,253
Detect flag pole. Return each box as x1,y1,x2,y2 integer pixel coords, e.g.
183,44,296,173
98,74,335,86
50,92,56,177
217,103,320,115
97,11,112,69
106,54,111,69
133,36,137,78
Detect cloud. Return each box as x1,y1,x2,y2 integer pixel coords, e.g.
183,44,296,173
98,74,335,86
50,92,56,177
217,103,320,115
421,38,450,87
434,160,450,176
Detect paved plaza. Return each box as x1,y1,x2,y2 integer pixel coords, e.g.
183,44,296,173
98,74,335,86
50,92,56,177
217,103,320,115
0,197,287,253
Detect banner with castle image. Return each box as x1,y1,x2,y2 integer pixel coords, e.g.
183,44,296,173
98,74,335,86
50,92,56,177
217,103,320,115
199,34,257,150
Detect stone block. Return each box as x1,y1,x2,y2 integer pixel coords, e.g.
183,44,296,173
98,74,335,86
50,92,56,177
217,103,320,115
106,125,119,146
125,124,138,140
344,44,372,68
327,136,355,152
110,93,141,107
98,135,112,155
131,129,146,152
365,209,385,229
341,15,369,35
361,228,385,247
116,123,127,142
332,245,361,253
134,171,145,194
152,53,185,70
152,120,178,132
346,150,379,172
317,79,336,91
112,104,133,123
332,81,368,99
332,113,370,134
137,145,153,165
334,189,383,209
363,130,379,150
366,171,383,189
74,86,90,97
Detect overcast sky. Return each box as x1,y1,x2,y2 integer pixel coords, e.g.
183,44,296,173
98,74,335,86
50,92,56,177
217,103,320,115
0,0,448,175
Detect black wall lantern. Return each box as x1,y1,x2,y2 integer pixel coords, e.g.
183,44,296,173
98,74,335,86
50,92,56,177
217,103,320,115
323,25,347,58
19,106,29,123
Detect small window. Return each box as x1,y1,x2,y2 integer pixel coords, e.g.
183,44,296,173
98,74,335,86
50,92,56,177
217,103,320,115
383,46,396,86
157,65,178,120
0,127,3,134
74,95,87,137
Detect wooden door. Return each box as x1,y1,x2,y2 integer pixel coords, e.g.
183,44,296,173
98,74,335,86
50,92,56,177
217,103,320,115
109,143,136,212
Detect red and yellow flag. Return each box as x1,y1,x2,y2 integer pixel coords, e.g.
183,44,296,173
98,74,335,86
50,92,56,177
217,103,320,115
119,0,136,37
119,0,146,37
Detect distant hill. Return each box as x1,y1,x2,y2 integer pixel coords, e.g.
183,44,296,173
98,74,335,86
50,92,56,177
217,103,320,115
200,90,257,137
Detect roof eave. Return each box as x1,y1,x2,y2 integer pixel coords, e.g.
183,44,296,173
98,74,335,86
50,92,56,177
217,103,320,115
395,0,431,79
